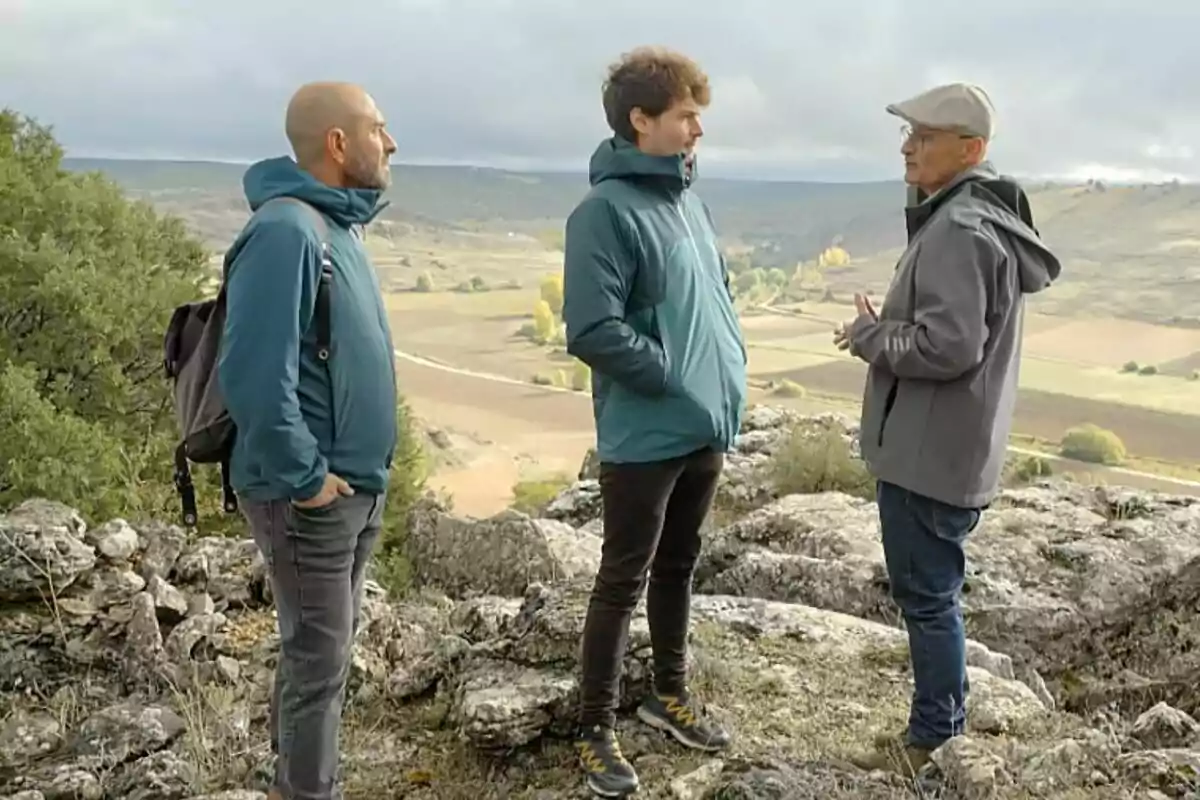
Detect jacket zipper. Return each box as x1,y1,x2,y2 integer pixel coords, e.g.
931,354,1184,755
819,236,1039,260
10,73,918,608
675,194,731,443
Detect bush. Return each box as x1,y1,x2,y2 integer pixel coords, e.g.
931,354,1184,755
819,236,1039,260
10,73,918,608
1121,360,1139,373
0,109,213,525
768,426,873,500
1060,423,1126,465
414,271,434,292
370,397,429,595
1138,364,1158,376
769,379,805,398
510,472,573,515
571,360,591,392
1003,453,1054,486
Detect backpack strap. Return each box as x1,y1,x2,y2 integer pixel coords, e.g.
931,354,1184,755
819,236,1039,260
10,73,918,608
257,197,335,360
174,442,198,527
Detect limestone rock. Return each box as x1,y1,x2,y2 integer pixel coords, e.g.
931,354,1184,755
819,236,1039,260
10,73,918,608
85,519,140,562
932,736,1014,799
112,750,196,800
146,575,189,623
0,499,95,602
134,521,187,581
406,501,602,597
173,537,266,609
1131,702,1200,750
0,712,61,769
71,702,187,767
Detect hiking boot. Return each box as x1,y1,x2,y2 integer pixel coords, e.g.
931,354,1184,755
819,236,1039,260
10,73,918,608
637,692,731,752
575,725,639,797
849,740,934,777
872,727,908,750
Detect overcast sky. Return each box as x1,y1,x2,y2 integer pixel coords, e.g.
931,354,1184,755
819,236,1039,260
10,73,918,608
2,0,1197,182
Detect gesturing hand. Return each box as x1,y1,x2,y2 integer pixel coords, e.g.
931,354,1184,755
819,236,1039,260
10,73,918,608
833,292,878,352
854,292,877,320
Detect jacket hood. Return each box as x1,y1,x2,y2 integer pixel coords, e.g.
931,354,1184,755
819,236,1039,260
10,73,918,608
588,136,694,192
913,162,1061,295
242,156,389,228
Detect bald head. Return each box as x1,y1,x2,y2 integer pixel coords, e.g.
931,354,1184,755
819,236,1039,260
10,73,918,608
285,82,373,165
284,81,396,190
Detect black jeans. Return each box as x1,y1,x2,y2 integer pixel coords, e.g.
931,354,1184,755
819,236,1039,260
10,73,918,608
578,447,724,729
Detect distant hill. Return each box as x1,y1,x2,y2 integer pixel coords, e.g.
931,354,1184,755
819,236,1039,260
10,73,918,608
63,157,908,265
63,158,1200,324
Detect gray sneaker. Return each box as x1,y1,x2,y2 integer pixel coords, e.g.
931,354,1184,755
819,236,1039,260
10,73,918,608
637,692,731,752
574,724,639,797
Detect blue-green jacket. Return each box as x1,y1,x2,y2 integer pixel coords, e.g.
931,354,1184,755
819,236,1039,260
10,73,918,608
562,137,748,464
218,156,397,502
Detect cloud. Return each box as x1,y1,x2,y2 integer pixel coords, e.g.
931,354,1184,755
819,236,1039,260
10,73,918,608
3,0,1199,181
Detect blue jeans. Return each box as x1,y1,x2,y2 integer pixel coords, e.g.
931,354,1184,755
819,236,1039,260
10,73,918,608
876,480,981,749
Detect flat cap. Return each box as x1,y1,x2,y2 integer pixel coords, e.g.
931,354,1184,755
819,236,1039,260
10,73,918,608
887,82,995,139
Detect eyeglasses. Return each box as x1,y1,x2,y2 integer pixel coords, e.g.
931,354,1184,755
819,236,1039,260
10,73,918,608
900,124,978,146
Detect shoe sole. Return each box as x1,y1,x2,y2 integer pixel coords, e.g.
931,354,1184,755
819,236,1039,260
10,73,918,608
585,773,639,797
636,706,729,753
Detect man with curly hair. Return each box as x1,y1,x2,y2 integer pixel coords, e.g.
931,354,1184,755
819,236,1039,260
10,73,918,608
562,46,748,797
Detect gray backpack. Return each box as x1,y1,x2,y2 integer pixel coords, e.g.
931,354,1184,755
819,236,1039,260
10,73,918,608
162,197,334,527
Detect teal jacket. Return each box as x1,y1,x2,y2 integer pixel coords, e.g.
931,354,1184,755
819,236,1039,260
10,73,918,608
562,137,748,464
218,156,397,502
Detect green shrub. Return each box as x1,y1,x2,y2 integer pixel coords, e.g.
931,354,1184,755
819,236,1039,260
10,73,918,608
769,379,806,398
1003,453,1054,486
1060,423,1126,465
1138,364,1158,376
768,426,873,500
1120,361,1139,373
370,398,429,596
0,109,214,526
511,472,572,515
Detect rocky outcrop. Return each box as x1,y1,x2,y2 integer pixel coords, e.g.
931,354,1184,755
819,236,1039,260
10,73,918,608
405,497,602,597
3,408,1200,798
550,411,1200,721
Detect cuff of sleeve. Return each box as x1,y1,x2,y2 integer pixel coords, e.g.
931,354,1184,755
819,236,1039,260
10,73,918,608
290,460,329,502
847,313,876,340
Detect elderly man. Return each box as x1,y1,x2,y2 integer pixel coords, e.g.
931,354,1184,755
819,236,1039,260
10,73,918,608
218,82,398,800
835,82,1060,773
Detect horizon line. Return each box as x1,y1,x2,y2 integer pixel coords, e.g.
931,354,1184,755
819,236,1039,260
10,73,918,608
59,154,1196,188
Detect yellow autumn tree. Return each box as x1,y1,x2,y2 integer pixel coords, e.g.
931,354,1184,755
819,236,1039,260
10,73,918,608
817,246,850,268
540,273,564,316
532,298,556,343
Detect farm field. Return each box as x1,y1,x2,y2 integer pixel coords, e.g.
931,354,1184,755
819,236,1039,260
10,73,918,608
385,279,1200,510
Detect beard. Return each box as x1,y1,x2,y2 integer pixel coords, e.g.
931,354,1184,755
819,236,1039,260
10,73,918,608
344,149,391,190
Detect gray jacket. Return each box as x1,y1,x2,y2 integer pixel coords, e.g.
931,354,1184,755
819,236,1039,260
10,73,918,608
849,163,1061,508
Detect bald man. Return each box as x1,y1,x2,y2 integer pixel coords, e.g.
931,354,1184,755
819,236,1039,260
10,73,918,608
217,82,398,800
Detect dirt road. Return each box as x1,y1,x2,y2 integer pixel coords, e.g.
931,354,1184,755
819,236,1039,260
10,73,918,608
394,350,1200,514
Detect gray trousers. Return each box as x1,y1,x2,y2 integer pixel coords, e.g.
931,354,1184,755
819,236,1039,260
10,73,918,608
241,491,385,800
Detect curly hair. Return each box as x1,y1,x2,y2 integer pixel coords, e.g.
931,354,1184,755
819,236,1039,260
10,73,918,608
601,46,711,142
